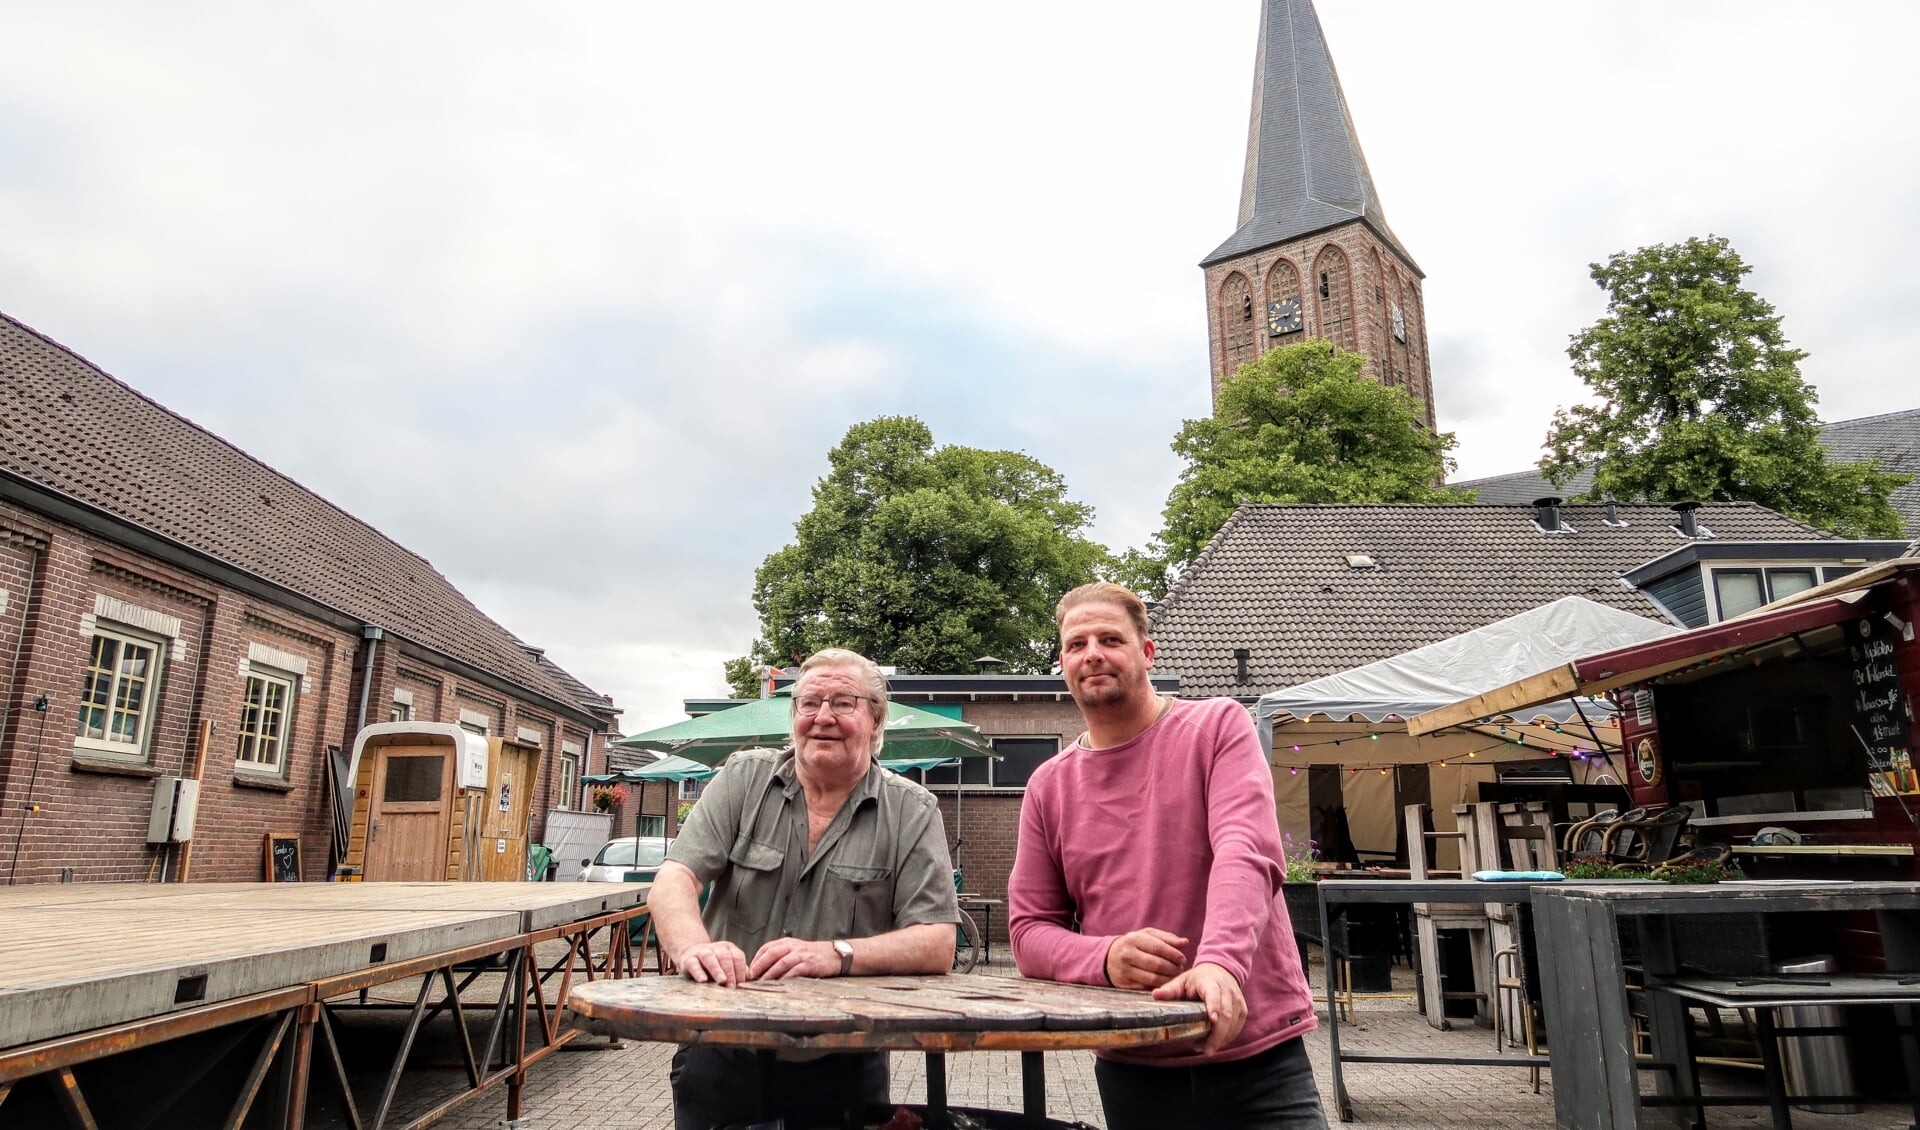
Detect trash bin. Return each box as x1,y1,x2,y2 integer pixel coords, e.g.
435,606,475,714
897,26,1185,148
1774,956,1859,1114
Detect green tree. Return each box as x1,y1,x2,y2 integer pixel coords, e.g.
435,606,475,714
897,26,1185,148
1137,342,1469,582
721,656,761,699
735,416,1108,677
1542,235,1906,537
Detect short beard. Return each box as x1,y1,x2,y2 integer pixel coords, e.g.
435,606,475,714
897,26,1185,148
1070,677,1128,709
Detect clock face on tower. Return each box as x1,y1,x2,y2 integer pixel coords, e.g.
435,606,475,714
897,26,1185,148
1266,296,1304,336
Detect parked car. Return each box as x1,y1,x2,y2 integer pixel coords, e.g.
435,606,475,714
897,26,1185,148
578,836,674,884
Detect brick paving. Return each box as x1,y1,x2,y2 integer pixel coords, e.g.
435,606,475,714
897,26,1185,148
407,953,1913,1129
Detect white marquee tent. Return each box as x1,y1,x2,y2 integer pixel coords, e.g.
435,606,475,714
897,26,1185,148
1255,596,1679,866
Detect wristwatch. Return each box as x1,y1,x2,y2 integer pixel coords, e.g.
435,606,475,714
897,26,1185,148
833,939,855,977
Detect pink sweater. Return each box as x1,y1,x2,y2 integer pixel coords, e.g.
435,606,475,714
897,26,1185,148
1008,696,1316,1065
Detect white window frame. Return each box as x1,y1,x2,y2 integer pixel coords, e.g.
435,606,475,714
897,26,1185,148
74,623,167,760
558,749,582,810
236,665,298,777
389,700,412,723
1705,562,1848,623
458,707,491,735
679,778,704,801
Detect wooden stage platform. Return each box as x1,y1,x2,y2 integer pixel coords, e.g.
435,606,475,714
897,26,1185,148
0,881,651,1129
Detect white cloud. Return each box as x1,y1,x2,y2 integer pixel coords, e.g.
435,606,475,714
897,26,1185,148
4,0,1916,722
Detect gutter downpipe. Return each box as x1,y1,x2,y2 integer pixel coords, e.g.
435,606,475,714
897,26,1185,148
355,626,385,737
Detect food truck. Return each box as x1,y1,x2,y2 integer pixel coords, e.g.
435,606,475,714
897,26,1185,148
1412,559,1920,878
339,722,543,882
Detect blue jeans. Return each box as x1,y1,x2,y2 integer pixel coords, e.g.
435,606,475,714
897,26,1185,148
1094,1037,1328,1130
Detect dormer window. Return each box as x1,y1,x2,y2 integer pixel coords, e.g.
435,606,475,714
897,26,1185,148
1712,567,1819,620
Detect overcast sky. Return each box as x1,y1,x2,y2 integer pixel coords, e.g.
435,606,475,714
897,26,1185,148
5,2,1917,730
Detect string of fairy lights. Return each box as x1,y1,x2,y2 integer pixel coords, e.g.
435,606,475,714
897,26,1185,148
1271,713,1627,780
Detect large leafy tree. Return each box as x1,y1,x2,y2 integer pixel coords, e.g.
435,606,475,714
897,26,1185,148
731,416,1108,682
1126,342,1469,594
1543,235,1906,537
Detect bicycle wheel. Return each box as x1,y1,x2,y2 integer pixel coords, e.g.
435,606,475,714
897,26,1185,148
953,908,982,974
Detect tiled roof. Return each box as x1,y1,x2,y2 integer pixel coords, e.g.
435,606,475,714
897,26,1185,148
0,311,611,720
1202,0,1416,271
1455,407,1920,536
1148,502,1830,697
1816,407,1920,534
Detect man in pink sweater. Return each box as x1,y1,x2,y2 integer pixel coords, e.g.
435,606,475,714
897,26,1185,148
1009,582,1326,1129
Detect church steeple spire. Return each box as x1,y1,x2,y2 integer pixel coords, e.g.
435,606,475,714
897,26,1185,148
1202,0,1416,274
1200,0,1433,425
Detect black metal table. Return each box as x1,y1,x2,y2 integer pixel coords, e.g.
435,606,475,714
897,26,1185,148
1532,881,1920,1130
1317,878,1559,1121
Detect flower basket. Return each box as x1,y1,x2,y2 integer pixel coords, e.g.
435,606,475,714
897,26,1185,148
589,784,628,813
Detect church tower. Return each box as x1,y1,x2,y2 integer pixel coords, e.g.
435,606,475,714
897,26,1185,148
1202,0,1434,428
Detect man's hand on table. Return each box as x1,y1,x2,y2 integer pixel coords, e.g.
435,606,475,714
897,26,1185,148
749,937,842,980
677,940,751,986
1105,927,1188,990
1154,961,1246,1054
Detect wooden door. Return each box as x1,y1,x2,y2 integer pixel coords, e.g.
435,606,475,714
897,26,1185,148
364,744,455,882
477,740,539,881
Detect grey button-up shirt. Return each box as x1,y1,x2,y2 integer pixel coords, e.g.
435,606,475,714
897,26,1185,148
666,748,959,959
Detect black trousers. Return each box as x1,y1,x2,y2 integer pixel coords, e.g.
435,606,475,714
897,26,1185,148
1093,1037,1328,1130
670,1045,889,1130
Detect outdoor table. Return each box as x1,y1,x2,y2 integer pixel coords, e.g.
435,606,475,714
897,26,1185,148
567,973,1208,1126
1317,878,1558,1122
1532,881,1920,1130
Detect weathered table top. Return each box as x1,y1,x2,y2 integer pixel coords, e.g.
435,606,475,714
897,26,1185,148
568,974,1210,1053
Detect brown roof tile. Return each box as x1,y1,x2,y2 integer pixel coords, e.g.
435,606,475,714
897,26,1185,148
0,312,609,719
1149,501,1832,697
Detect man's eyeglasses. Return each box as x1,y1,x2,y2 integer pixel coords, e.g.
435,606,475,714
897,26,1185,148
793,694,876,717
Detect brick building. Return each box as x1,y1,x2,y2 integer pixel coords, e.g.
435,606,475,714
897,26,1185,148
1203,0,1434,423
0,312,618,884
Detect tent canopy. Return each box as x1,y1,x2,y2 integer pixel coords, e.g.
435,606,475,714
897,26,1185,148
1256,595,1679,757
583,753,717,784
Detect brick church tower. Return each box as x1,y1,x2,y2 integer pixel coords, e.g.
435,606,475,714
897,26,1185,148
1202,0,1435,428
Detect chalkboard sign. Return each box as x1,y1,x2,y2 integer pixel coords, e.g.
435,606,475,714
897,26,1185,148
264,832,301,882
1850,615,1913,791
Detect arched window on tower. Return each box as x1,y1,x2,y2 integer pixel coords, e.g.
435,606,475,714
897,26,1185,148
1220,271,1257,376
1313,246,1358,353
1367,247,1390,378
1265,260,1302,349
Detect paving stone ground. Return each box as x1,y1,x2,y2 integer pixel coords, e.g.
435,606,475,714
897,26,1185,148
405,951,1913,1130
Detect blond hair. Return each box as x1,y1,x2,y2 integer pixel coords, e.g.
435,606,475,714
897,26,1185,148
1054,582,1150,639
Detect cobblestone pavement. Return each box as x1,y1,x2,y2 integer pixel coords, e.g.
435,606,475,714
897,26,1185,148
420,953,1914,1130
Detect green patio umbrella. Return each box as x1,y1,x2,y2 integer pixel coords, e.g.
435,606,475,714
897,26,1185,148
610,697,997,766
582,754,717,784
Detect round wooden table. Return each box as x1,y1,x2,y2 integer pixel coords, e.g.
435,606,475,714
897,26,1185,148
569,973,1209,1125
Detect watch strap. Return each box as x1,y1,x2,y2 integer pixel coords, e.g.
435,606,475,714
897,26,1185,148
836,939,854,977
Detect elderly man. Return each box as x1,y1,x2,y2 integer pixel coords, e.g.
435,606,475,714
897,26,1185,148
1009,582,1326,1129
648,647,959,1130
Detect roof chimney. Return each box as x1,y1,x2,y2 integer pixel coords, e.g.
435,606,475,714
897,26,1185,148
1603,492,1623,526
1672,501,1703,539
973,655,1005,675
1532,496,1564,533
1233,648,1251,685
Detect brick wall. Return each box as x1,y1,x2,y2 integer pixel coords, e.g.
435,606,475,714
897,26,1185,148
0,502,352,883
0,499,612,885
1203,221,1436,428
